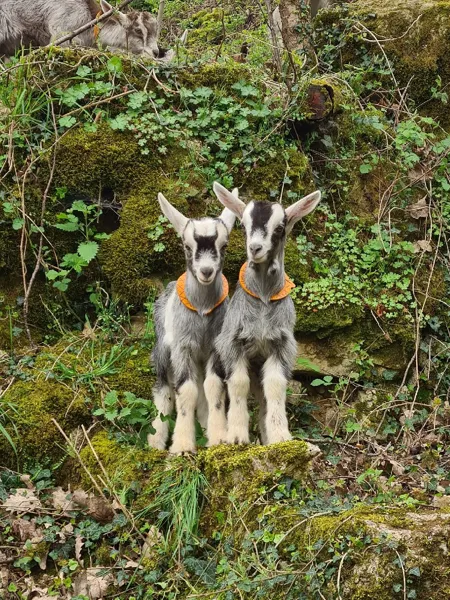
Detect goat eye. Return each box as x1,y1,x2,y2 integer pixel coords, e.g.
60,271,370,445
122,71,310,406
275,225,285,234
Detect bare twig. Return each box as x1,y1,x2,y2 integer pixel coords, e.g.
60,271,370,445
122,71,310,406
50,0,135,47
157,0,166,38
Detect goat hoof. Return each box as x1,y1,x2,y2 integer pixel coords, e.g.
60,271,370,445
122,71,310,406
169,443,197,455
226,432,250,445
147,435,167,450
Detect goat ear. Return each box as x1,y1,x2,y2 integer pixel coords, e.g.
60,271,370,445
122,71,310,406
100,0,127,23
100,0,113,13
219,208,236,234
285,190,321,234
157,193,188,236
213,182,246,220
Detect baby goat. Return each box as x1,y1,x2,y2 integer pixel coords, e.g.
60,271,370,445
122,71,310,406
147,192,236,454
211,183,321,445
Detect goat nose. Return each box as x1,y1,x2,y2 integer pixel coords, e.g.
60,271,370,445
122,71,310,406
200,267,213,279
152,48,160,58
250,243,263,255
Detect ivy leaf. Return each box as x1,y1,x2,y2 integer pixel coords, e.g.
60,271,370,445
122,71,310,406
77,241,99,263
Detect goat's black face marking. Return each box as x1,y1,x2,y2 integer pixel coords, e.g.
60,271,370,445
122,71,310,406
194,233,218,260
250,202,274,235
182,218,229,285
241,201,287,264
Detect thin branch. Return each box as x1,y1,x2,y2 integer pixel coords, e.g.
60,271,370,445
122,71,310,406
157,0,166,38
50,0,135,47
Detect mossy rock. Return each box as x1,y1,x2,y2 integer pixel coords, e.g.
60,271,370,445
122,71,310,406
263,504,450,599
317,0,450,126
198,441,319,535
77,430,165,490
0,380,91,470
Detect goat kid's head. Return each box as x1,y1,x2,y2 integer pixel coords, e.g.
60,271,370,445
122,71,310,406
99,0,159,58
157,192,237,285
213,182,321,264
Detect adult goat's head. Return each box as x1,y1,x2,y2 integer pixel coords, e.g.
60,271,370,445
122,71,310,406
99,0,159,57
213,183,321,265
157,192,237,285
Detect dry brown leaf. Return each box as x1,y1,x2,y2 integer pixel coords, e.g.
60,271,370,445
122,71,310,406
413,239,432,253
72,491,115,524
408,165,432,183
3,489,42,513
51,487,77,513
409,198,429,219
12,519,43,543
73,568,113,599
75,535,84,563
142,526,163,561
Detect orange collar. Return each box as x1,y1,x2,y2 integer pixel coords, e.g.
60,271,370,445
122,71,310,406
176,273,229,315
239,262,295,301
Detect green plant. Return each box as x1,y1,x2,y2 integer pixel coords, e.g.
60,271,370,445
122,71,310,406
93,390,156,446
46,198,110,292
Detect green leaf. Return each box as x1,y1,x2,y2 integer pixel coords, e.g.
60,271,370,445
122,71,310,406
54,222,80,232
12,218,24,230
109,114,129,131
76,65,92,77
359,163,372,174
58,115,77,129
297,357,322,373
53,279,70,292
311,378,325,387
107,56,123,73
77,241,99,263
409,567,421,577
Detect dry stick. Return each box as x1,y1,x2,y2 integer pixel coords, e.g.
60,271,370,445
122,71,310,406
52,418,109,500
264,0,282,74
157,0,166,38
22,102,58,346
50,0,135,47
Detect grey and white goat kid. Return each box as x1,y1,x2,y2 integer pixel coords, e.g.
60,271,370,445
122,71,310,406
211,183,321,446
147,193,236,454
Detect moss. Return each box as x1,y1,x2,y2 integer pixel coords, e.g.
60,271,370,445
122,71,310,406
239,148,314,203
264,504,450,598
199,441,315,534
105,345,155,399
0,380,91,470
78,430,165,489
317,1,450,126
177,61,251,90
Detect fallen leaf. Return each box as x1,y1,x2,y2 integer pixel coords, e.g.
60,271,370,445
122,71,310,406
12,519,42,542
73,568,113,599
3,489,42,513
413,239,432,253
75,535,84,563
409,198,429,219
72,491,115,524
52,487,77,513
142,526,163,561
